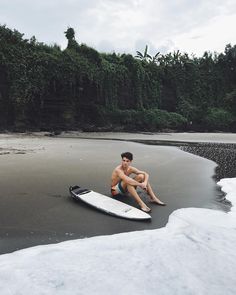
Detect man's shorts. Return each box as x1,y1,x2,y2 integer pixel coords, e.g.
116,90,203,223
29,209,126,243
111,180,127,196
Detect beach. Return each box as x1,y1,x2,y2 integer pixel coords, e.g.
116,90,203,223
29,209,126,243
0,132,232,254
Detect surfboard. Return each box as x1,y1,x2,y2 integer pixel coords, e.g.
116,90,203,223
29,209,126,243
69,185,151,220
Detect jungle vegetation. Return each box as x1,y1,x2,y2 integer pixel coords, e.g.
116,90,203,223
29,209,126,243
0,25,236,132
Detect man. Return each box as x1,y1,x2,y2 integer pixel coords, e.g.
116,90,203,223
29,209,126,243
111,152,165,212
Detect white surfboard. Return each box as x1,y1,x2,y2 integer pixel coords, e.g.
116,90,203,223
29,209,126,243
69,185,151,220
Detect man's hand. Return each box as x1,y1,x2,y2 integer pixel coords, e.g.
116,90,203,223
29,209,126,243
139,182,147,191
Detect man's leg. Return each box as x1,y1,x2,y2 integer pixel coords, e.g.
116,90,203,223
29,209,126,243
134,174,166,206
126,184,151,212
120,178,151,212
146,183,166,205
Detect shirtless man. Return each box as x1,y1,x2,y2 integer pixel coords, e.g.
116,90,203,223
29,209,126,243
111,152,165,212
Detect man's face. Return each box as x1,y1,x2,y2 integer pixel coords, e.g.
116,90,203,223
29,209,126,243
121,157,131,169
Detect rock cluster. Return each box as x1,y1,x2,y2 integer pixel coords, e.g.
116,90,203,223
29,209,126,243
180,143,236,181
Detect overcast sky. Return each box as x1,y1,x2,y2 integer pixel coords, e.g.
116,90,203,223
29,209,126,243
1,0,236,56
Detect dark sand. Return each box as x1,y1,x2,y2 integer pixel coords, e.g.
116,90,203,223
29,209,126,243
0,133,228,254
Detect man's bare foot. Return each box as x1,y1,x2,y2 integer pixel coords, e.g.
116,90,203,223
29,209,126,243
140,205,151,212
150,199,166,206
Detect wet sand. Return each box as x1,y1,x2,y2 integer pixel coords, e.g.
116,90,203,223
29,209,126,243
57,131,236,143
0,133,228,254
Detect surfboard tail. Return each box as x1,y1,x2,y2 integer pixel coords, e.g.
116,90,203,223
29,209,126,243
70,185,91,196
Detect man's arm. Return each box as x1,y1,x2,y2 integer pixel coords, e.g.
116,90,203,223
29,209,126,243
116,169,144,187
130,167,149,186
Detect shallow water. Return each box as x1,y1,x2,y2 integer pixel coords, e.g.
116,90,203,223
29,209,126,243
0,135,223,254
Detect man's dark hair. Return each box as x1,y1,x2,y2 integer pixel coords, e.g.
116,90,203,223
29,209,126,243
121,152,133,161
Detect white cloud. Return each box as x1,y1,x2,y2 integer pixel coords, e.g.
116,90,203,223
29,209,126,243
0,0,236,56
173,12,236,56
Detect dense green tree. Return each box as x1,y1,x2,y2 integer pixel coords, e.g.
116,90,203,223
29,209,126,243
135,45,151,62
135,45,160,64
0,25,236,132
64,27,78,50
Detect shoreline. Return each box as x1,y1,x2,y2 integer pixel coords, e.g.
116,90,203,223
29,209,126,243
1,130,236,142
1,130,236,181
1,130,236,189
55,131,236,182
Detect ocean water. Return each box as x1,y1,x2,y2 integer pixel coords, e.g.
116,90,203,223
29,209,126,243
0,177,235,294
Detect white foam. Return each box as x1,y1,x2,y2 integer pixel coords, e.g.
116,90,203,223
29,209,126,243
0,178,236,295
